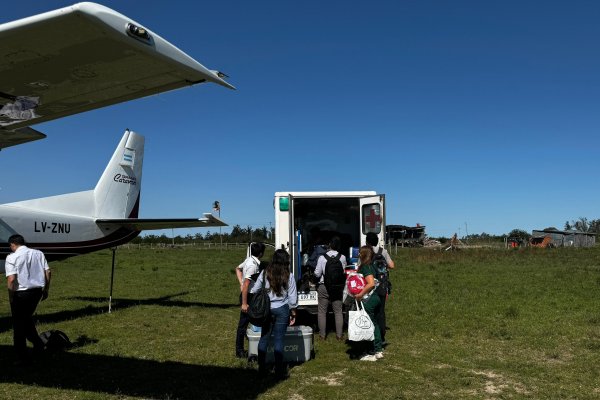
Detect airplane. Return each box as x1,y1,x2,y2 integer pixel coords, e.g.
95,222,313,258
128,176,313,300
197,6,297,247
0,129,226,272
0,3,234,270
0,2,234,149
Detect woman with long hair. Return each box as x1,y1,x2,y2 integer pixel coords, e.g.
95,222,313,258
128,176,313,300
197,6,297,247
251,249,298,378
354,245,383,361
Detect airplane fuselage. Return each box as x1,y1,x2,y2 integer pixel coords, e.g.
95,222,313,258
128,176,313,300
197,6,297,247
0,203,140,262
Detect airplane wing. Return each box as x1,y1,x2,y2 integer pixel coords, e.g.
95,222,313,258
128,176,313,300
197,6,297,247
96,213,227,231
0,127,46,148
0,2,233,149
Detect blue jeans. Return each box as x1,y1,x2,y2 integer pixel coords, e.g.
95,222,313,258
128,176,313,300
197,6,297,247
258,304,289,375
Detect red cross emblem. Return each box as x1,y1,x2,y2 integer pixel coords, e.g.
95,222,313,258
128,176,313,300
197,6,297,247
365,207,381,229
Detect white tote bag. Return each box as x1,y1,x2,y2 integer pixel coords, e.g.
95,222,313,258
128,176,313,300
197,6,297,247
348,300,375,342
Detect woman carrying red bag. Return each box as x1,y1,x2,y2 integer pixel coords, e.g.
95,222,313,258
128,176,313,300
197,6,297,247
354,245,383,361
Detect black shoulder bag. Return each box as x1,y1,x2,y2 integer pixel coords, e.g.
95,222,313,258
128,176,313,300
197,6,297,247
248,271,271,327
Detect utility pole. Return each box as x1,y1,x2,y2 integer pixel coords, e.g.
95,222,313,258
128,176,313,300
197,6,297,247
213,201,222,251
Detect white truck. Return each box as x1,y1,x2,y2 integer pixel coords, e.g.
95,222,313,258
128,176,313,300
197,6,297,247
273,191,386,312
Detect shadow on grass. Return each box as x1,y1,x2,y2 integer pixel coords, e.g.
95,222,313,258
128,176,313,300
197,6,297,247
71,292,238,310
0,345,275,399
0,292,238,334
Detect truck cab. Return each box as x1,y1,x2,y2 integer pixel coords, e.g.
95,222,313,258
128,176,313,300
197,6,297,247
273,191,385,313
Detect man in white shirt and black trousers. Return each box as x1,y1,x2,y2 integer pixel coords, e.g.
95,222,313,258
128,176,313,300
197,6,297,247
236,242,265,358
5,234,51,366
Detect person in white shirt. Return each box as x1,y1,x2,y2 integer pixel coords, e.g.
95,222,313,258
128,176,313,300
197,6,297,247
314,236,347,340
5,234,51,365
235,242,265,358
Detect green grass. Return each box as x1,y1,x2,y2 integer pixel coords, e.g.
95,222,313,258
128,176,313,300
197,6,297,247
0,246,599,399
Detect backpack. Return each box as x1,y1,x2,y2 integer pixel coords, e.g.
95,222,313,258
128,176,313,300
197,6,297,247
39,330,72,352
373,248,391,296
323,253,345,301
248,271,271,327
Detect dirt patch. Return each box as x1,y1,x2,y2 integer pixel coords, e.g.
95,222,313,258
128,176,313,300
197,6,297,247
312,369,346,386
470,369,531,396
484,380,507,394
472,370,502,379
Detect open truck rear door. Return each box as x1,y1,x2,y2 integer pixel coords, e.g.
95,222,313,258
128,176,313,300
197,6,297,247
360,194,386,246
288,194,319,307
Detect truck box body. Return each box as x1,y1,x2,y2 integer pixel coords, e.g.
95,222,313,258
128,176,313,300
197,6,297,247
273,191,385,311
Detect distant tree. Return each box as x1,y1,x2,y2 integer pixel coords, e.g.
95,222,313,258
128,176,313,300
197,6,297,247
230,225,244,241
173,235,184,244
508,229,531,240
589,219,600,234
249,226,270,242
144,234,159,244
564,221,572,231
574,217,589,232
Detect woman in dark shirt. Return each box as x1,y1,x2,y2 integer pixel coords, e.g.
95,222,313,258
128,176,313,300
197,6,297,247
355,245,383,361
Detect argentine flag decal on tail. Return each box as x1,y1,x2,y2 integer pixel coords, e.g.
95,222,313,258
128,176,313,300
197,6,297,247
120,148,135,167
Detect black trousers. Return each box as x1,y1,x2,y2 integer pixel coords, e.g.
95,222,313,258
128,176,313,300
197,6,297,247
377,293,387,342
236,292,253,354
10,288,45,359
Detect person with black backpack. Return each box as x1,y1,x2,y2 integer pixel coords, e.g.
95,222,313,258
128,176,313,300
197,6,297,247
250,249,298,379
314,236,347,340
366,232,395,346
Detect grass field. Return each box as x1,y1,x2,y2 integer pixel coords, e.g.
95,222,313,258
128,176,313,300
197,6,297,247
0,246,599,399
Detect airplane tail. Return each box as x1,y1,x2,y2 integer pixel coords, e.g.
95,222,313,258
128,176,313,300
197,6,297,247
4,129,225,234
4,130,143,219
93,130,144,219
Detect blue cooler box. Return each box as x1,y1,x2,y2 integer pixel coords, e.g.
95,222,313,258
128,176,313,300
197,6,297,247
349,246,360,265
247,325,313,363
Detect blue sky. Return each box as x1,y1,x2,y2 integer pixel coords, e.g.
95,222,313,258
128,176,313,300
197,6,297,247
1,1,599,238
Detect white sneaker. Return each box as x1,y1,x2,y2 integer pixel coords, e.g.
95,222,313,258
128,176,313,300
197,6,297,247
360,354,377,362
375,352,384,359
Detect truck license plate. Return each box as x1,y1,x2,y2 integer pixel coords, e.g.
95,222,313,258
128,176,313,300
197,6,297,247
299,292,317,302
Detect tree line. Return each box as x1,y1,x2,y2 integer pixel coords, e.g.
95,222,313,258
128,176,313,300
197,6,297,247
436,216,600,244
130,224,274,245
131,217,600,246
563,217,600,234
